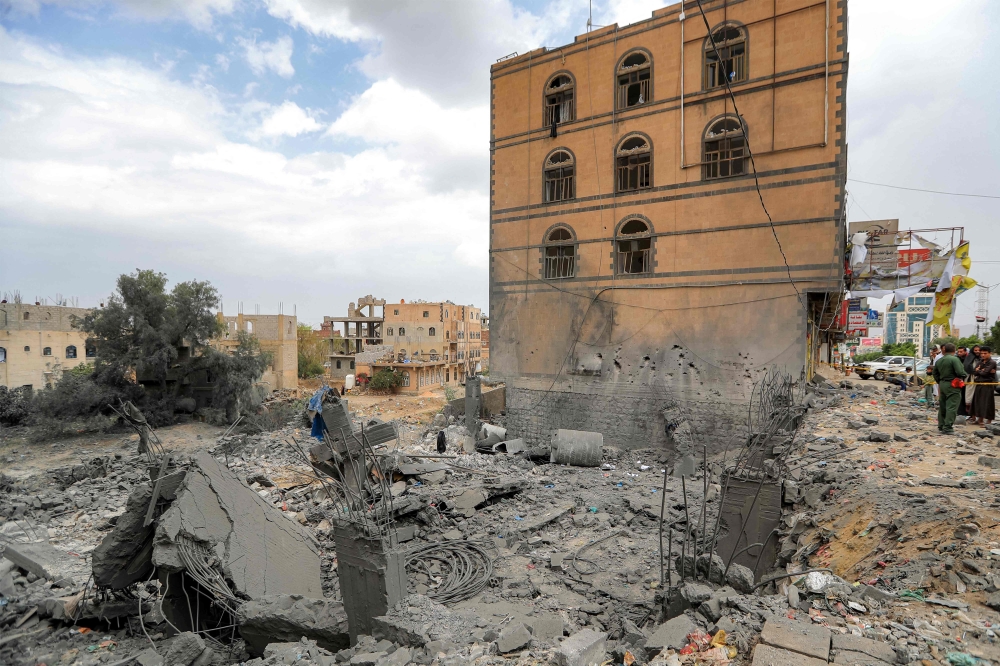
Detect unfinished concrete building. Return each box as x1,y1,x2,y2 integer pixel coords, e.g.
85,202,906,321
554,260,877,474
322,296,388,381
489,0,847,451
213,312,298,390
0,302,94,390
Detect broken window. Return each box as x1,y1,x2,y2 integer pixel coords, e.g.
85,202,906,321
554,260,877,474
246,321,254,334
350,360,355,369
429,327,436,336
705,24,747,89
543,73,575,129
43,347,52,356
387,327,394,336
399,327,406,336
543,150,575,202
23,311,29,320
86,345,96,358
423,311,429,318
704,116,747,179
616,219,652,275
337,360,342,369
616,136,651,192
617,51,651,109
544,227,575,279
394,309,399,315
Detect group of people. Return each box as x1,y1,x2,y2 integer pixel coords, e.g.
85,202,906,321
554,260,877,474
930,343,996,434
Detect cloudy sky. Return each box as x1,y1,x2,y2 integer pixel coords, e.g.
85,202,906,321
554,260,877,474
1,0,998,330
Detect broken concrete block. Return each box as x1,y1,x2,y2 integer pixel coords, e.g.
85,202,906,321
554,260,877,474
752,644,829,666
554,628,607,666
923,477,962,487
237,594,350,656
974,430,995,439
163,632,210,666
760,618,831,661
526,613,564,641
376,647,410,666
496,622,532,653
979,456,1000,469
868,431,891,442
893,433,909,442
134,647,164,666
645,614,697,654
153,451,322,600
678,581,713,605
334,524,407,643
862,416,879,425
550,430,603,467
93,483,156,589
2,540,76,587
725,563,755,593
830,633,897,664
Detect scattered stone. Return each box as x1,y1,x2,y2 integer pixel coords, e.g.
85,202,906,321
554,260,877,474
646,615,698,654
893,433,909,442
496,623,532,653
752,644,828,666
554,628,607,666
725,563,755,593
974,430,994,439
237,594,350,655
868,431,891,442
163,632,211,666
923,477,962,488
978,456,1000,469
831,633,897,664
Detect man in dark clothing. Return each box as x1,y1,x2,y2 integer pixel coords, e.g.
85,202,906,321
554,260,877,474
933,343,968,434
958,347,970,415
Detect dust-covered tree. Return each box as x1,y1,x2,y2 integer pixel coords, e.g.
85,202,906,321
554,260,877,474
203,332,272,420
297,324,327,378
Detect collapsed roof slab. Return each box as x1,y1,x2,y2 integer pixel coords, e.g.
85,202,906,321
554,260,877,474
152,450,322,599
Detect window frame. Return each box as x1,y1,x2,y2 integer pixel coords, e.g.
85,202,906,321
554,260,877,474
542,224,577,280
543,71,576,128
703,22,748,90
702,115,748,181
615,49,653,110
43,347,52,356
614,216,654,276
543,148,576,203
429,327,436,337
615,133,653,193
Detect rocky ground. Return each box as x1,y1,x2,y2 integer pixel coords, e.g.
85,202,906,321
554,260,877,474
1,374,999,666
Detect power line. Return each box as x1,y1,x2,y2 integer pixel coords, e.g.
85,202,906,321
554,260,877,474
694,0,804,310
848,178,1000,200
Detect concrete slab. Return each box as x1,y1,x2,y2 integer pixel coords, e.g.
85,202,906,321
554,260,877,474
831,633,897,664
237,594,349,656
554,628,607,666
760,618,831,661
831,649,894,666
2,540,76,586
645,614,698,653
752,644,830,666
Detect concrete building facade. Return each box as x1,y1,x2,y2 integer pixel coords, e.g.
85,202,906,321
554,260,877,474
0,303,94,389
884,295,946,357
214,313,298,390
323,296,386,381
489,0,848,451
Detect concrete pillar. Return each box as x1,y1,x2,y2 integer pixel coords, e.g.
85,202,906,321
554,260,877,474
465,376,481,434
332,525,407,644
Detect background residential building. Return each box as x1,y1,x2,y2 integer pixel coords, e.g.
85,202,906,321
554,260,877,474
884,295,948,357
489,0,847,450
322,295,387,381
0,302,93,389
213,312,298,390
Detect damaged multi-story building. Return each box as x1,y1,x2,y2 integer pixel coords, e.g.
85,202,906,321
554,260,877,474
489,0,847,451
212,311,298,390
0,301,94,390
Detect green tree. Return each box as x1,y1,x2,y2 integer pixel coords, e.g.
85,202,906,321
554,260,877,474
369,368,401,391
78,270,222,393
297,324,326,378
203,332,272,420
881,342,918,357
985,321,1000,351
933,334,983,349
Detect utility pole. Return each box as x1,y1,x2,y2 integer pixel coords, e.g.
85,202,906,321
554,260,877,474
975,285,990,339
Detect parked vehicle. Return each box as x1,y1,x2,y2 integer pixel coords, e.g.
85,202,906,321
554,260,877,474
855,355,914,381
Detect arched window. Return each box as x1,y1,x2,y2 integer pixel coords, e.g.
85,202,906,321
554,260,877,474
246,321,254,334
43,347,52,356
387,327,394,336
429,327,436,337
401,372,410,387
616,219,652,275
23,311,30,320
66,345,78,359
704,116,747,179
616,135,651,192
86,346,96,358
543,73,575,128
705,24,747,89
0,347,6,363
617,50,651,109
544,227,575,279
543,150,575,202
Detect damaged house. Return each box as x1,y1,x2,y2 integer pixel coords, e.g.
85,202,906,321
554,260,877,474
488,0,848,452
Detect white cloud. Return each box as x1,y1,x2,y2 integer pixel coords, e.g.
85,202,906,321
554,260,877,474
251,100,322,139
237,34,295,78
0,26,488,324
215,53,230,71
2,0,238,30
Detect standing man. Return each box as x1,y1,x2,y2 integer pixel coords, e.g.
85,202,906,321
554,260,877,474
932,343,968,435
957,347,970,416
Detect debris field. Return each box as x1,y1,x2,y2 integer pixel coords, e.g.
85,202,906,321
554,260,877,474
1,372,999,666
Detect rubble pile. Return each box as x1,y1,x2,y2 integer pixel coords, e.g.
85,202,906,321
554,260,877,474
2,373,1000,666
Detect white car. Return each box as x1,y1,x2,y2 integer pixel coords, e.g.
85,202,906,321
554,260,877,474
854,355,914,381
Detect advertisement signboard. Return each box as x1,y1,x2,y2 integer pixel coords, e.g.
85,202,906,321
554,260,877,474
859,337,883,348
849,219,900,273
